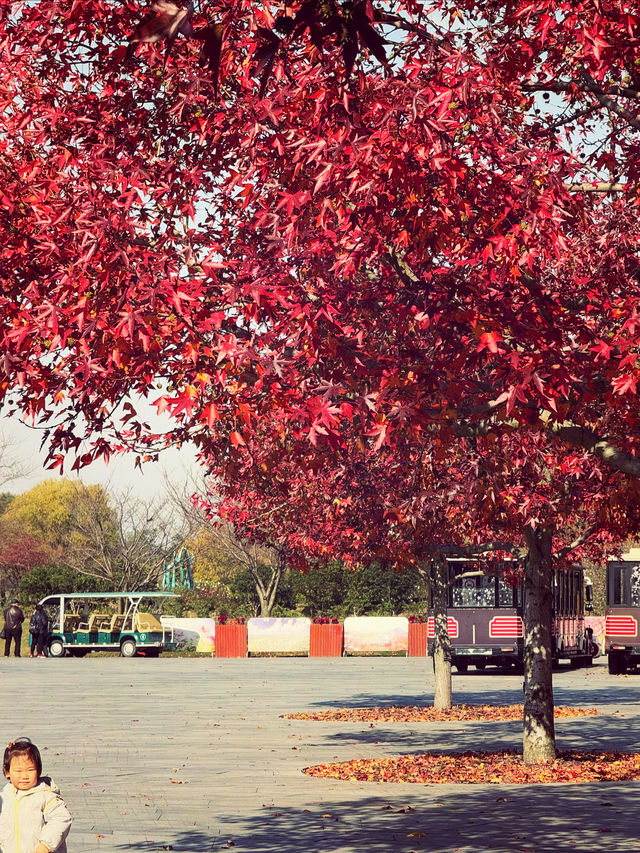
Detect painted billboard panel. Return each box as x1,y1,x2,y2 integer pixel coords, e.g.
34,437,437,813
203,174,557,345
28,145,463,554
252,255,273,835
162,617,216,653
343,616,409,653
247,617,312,653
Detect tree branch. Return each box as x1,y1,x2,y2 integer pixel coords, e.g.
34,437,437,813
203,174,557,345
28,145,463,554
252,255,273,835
554,522,603,561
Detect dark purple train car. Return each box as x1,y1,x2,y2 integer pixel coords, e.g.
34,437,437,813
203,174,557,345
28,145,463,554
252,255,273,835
606,560,640,674
428,560,594,672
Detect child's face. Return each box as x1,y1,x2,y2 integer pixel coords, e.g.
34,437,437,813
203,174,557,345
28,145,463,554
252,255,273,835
6,755,38,791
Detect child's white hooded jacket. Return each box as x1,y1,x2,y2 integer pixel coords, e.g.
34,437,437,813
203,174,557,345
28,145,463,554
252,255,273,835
0,777,72,853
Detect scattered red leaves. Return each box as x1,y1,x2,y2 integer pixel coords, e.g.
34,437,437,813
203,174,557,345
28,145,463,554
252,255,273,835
284,704,598,723
303,749,640,784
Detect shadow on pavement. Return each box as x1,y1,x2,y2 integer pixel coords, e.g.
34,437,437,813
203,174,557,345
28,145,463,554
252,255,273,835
296,681,639,713
116,783,640,852
295,716,640,755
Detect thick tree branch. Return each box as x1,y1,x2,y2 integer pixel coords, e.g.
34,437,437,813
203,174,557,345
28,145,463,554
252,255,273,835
554,522,603,561
564,182,625,192
522,80,640,101
547,421,640,477
426,541,522,558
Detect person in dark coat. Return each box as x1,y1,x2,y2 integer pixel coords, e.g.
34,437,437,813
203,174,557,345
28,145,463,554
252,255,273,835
3,600,25,658
29,605,49,658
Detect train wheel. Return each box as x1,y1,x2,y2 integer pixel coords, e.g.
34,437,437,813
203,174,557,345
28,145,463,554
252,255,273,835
455,661,468,673
608,653,626,675
475,661,486,671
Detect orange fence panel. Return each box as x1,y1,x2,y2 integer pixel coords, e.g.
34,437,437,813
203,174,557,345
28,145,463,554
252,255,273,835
407,622,429,657
215,623,248,657
309,623,344,657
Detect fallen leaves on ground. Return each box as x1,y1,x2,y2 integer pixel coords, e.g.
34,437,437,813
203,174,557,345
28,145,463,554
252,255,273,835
303,749,640,784
283,704,598,723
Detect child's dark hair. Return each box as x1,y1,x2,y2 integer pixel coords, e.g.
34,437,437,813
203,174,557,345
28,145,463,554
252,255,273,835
3,738,42,778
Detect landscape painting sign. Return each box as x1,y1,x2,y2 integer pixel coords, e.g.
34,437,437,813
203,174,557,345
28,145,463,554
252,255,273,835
162,617,216,653
343,616,409,653
247,617,312,654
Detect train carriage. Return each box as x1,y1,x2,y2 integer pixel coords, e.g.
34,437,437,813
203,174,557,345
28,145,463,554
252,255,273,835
605,559,640,674
428,559,595,672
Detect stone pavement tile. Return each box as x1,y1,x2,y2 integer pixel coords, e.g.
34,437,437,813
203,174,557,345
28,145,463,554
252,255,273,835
0,657,638,851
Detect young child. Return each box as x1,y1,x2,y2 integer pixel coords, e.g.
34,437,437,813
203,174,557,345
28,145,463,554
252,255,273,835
0,738,72,853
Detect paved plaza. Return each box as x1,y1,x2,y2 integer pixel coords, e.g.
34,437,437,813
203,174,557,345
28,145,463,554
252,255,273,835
1,655,639,852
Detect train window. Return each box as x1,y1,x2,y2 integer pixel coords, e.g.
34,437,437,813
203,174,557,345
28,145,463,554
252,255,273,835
577,572,584,614
632,566,640,606
608,563,640,606
451,575,496,607
515,584,523,607
498,580,516,607
611,564,624,604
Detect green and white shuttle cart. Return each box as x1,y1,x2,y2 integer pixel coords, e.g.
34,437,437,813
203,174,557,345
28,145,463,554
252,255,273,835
39,591,179,657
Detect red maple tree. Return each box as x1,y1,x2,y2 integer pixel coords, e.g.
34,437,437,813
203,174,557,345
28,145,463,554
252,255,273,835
2,0,640,763
203,413,639,760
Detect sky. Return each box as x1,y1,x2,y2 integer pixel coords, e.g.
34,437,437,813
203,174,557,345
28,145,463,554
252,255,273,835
0,414,203,501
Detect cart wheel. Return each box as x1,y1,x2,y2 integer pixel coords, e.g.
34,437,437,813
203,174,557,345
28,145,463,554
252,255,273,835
120,638,137,658
48,638,65,658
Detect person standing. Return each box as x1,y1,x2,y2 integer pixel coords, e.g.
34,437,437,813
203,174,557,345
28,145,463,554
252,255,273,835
3,599,25,657
0,737,72,853
28,604,49,658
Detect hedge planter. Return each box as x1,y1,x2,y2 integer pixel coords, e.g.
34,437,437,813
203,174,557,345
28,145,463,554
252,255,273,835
309,623,344,657
215,623,248,657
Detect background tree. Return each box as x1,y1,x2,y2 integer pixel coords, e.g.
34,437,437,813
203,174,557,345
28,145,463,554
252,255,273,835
0,494,15,516
0,479,82,595
0,536,49,599
62,486,186,590
17,564,109,605
0,479,186,591
3,0,640,768
0,479,88,555
170,478,290,616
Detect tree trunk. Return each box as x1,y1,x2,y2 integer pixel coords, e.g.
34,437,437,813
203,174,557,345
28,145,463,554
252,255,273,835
251,556,284,617
522,524,556,764
432,554,453,710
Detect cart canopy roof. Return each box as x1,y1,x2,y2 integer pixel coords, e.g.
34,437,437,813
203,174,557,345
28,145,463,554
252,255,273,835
39,591,179,605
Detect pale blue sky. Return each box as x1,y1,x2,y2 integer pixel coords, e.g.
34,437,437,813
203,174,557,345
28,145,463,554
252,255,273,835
1,414,202,500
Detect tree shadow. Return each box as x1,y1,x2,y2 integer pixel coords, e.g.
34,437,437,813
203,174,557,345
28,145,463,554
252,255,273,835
290,679,639,713
115,783,640,852
293,714,640,755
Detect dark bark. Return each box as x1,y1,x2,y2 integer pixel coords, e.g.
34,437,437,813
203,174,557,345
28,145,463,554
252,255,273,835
431,554,453,710
522,524,556,763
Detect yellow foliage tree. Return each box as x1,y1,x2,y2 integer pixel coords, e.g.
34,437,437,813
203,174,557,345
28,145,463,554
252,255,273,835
0,478,106,558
